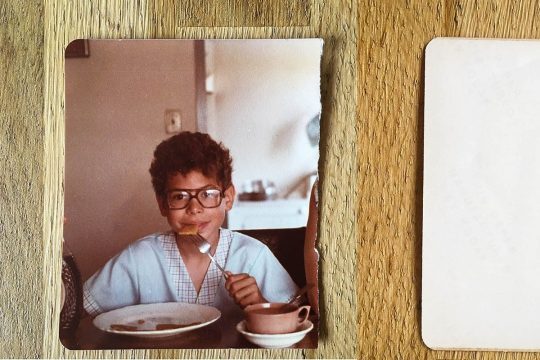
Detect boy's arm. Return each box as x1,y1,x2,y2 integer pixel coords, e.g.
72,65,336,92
304,181,319,314
82,245,140,316
224,271,267,308
225,245,298,307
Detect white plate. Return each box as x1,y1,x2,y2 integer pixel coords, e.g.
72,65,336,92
236,320,313,348
93,302,221,338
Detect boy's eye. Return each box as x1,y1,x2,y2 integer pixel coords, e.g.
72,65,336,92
171,192,189,200
201,189,220,199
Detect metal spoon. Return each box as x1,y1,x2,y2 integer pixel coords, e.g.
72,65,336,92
179,234,229,279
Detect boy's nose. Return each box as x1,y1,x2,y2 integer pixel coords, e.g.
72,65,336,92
185,197,203,214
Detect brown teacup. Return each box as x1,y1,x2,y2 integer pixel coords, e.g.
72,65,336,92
244,302,311,334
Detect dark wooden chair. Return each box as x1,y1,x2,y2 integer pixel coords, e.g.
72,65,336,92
238,227,306,289
60,255,83,334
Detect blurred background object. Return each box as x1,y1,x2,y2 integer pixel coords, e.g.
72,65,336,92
306,114,320,147
238,179,277,201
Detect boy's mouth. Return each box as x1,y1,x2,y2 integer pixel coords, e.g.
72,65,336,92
183,221,210,233
198,222,212,233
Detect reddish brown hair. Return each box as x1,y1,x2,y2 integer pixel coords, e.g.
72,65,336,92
149,132,233,197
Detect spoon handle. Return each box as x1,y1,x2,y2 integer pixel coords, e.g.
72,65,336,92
288,286,308,304
207,253,229,279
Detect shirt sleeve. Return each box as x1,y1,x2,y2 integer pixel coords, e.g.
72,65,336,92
83,245,139,316
247,245,299,303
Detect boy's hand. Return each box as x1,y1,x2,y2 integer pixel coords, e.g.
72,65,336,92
224,271,267,308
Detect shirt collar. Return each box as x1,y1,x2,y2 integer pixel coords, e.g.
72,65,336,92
159,229,233,305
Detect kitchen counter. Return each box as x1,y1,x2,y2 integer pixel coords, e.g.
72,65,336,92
227,198,309,230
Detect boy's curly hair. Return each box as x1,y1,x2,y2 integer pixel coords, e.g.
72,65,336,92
149,132,233,197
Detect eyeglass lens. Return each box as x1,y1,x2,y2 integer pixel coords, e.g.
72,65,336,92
167,189,222,209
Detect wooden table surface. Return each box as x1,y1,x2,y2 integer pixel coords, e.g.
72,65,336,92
60,315,318,350
7,0,540,359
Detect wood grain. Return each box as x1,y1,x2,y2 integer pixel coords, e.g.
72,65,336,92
9,0,540,358
0,2,44,359
359,0,540,359
150,0,311,27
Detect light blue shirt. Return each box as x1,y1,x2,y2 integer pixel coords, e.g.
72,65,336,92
83,229,299,322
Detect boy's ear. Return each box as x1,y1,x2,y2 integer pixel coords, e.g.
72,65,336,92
156,195,168,216
223,185,236,210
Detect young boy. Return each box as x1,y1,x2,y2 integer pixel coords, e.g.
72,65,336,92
83,132,298,321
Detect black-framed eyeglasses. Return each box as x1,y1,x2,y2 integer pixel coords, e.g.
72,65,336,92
165,188,224,210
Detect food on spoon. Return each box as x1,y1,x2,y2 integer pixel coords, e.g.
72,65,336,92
179,224,198,235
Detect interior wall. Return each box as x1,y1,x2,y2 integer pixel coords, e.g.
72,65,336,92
64,40,197,281
206,39,322,198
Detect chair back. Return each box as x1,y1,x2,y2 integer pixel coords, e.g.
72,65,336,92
238,227,306,288
60,255,83,333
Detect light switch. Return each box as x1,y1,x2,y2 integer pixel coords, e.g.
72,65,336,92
165,109,182,134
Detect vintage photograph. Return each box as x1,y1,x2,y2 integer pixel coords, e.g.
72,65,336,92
59,39,322,349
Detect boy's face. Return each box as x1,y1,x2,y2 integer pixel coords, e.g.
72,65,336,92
157,170,235,244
